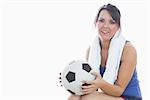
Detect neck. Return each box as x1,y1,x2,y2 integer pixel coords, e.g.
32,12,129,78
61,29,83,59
100,40,110,50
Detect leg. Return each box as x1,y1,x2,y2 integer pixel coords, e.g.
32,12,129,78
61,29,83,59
81,91,123,100
68,94,81,100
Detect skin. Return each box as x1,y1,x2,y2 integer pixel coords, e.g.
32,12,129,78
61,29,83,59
68,10,137,100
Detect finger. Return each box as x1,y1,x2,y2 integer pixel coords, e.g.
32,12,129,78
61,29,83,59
81,88,92,93
81,88,95,95
82,80,94,85
81,84,95,89
81,88,88,92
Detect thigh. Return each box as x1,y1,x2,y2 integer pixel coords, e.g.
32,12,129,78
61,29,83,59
68,94,81,100
81,91,123,100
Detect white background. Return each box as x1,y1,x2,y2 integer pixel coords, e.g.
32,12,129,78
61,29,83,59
0,0,149,100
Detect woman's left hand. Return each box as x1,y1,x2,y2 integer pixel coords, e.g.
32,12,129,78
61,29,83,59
81,71,103,95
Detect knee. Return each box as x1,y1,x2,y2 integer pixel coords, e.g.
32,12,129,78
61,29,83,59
81,92,100,100
81,95,87,100
81,94,93,100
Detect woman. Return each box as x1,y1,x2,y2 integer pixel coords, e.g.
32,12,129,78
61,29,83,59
68,4,142,100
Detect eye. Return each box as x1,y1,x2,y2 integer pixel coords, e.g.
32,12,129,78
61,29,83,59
109,20,116,24
98,19,104,23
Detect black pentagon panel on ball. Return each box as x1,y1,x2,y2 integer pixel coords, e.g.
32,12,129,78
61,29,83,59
82,63,92,73
66,71,75,83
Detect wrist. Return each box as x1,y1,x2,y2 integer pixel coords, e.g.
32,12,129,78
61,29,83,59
98,78,105,88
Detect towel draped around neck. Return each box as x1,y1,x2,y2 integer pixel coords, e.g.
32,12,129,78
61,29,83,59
88,29,126,84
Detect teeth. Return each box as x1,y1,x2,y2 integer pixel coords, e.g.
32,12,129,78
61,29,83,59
103,30,109,33
103,32,108,34
103,31,107,32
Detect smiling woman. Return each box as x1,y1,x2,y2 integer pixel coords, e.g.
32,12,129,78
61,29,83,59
0,0,148,100
68,3,142,100
95,4,120,42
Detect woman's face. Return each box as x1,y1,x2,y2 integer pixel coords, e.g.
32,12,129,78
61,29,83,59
96,10,119,41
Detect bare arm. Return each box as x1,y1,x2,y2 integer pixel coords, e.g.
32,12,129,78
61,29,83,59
85,46,90,61
98,43,137,96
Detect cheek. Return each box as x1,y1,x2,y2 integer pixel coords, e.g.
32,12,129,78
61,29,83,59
110,24,119,30
96,23,103,31
110,27,119,36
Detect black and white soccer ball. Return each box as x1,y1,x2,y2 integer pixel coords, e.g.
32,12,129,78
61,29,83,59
61,60,95,95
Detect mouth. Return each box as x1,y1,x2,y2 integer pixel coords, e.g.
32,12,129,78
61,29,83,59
101,31,109,35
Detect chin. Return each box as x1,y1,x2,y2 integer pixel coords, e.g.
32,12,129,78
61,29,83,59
101,37,111,41
99,35,111,41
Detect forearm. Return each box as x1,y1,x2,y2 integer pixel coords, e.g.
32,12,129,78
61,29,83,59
98,79,124,97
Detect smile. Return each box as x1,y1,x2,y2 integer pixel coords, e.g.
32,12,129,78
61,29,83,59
101,31,109,34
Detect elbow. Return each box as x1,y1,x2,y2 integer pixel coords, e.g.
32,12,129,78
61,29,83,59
115,87,125,97
116,92,123,97
109,85,125,97
103,86,125,97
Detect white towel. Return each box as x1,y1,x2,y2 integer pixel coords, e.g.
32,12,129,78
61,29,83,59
88,29,126,84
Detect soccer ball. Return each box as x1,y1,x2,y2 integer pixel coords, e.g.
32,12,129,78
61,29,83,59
62,60,95,95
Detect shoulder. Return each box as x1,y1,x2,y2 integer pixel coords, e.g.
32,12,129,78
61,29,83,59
121,42,137,64
124,42,136,52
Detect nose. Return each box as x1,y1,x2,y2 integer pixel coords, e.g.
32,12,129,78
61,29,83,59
103,22,109,28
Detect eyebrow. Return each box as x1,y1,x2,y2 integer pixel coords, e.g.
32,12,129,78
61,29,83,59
98,16,115,21
98,17,103,20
